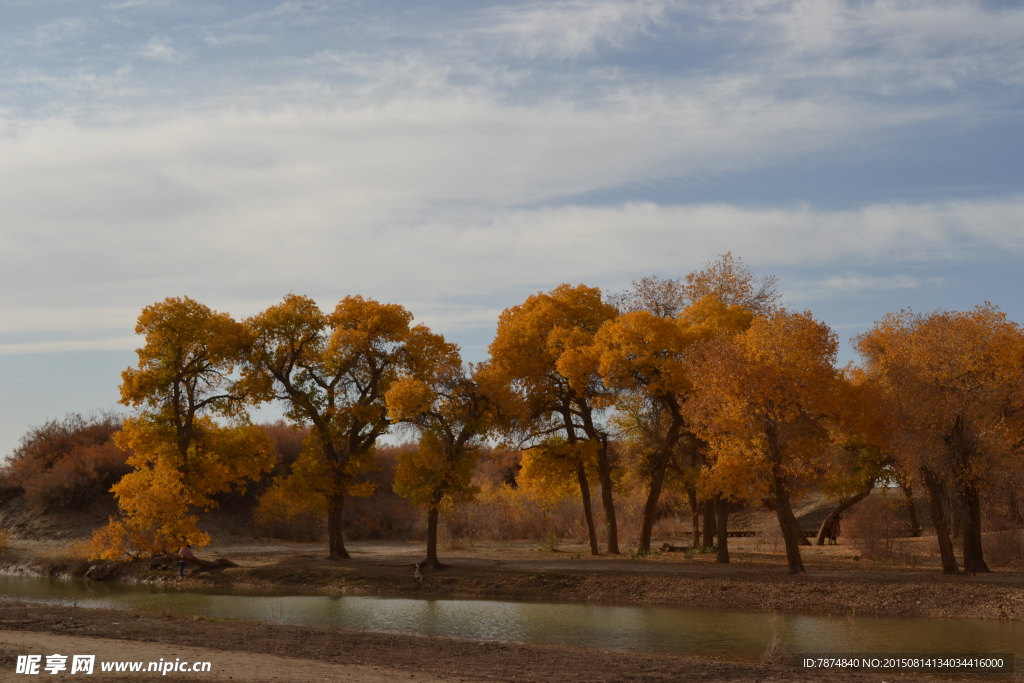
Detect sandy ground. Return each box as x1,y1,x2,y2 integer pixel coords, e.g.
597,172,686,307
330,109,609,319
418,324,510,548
0,630,457,682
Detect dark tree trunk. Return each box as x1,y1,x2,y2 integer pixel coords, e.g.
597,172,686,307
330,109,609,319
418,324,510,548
766,420,804,574
423,492,447,569
701,499,716,549
327,495,350,560
771,483,806,574
687,486,700,548
900,483,921,536
960,480,990,573
815,485,874,546
637,450,670,554
947,414,989,573
594,439,619,554
578,462,600,555
715,496,730,564
921,466,959,575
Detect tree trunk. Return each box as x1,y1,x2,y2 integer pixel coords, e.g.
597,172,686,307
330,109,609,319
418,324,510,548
424,505,446,570
921,466,958,575
701,499,716,549
637,451,670,554
771,482,805,574
595,439,619,554
327,495,350,560
947,414,989,573
960,480,990,573
900,483,921,536
715,496,729,564
687,486,700,548
815,486,873,545
578,462,600,555
766,420,804,574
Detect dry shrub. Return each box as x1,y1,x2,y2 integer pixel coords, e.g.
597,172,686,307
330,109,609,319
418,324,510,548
982,492,1024,567
986,529,1024,567
345,446,420,540
256,509,328,542
0,413,129,512
845,494,905,561
441,484,591,545
0,527,7,555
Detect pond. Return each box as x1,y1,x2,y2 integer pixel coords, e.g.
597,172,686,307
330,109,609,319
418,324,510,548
1,574,1020,663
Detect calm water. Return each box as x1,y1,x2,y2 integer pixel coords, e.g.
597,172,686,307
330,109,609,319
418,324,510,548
1,575,1020,661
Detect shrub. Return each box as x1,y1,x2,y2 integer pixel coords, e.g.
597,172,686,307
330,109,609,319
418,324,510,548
0,527,7,556
844,494,905,561
0,413,129,511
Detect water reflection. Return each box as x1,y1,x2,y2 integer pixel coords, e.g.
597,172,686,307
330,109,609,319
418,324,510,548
1,575,1019,661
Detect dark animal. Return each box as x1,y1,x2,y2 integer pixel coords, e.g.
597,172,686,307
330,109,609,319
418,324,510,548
825,516,842,545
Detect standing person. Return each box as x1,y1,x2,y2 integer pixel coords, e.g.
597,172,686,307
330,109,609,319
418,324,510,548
178,544,195,577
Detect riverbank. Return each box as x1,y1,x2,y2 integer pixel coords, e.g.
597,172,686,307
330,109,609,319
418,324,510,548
3,537,1023,621
0,600,964,682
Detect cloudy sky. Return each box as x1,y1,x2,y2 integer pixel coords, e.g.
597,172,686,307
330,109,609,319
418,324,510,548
1,0,1022,457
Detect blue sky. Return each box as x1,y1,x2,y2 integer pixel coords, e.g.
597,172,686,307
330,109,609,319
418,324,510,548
1,0,1023,458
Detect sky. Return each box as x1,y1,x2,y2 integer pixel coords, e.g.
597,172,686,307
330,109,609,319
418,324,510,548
1,0,1022,459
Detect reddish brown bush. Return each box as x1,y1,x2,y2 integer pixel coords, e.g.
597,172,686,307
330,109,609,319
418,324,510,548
0,413,129,511
844,493,906,561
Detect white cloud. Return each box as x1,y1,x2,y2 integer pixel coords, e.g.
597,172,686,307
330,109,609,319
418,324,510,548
0,337,139,355
785,273,945,302
140,36,184,63
0,308,139,335
695,0,1024,92
479,0,673,58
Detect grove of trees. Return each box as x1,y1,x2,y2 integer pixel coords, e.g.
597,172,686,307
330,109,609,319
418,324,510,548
5,255,1022,575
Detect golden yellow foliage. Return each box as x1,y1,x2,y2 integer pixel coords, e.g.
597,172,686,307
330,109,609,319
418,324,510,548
686,308,840,573
488,284,620,554
244,294,417,559
385,328,491,566
90,298,274,560
853,304,1024,573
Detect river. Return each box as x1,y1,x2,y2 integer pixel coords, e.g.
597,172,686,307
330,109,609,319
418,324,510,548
1,575,1020,662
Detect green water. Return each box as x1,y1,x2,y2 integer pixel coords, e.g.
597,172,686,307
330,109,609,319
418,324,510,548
1,575,1020,662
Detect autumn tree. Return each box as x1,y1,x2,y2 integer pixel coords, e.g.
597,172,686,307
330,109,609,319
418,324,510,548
687,309,840,574
243,294,417,560
90,297,274,559
386,333,492,569
608,253,778,318
488,284,620,554
854,305,1024,573
593,296,753,556
601,255,776,558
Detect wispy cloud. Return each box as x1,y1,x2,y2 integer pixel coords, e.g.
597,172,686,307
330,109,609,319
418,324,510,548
786,274,945,302
479,0,673,58
0,338,139,356
140,35,184,63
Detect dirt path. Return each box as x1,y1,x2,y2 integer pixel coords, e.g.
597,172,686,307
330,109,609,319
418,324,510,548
0,630,459,682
